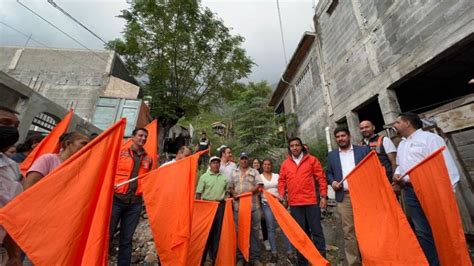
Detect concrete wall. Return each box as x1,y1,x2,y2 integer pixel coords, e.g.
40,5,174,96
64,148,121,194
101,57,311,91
312,0,474,136
0,71,100,142
290,44,330,143
103,76,139,99
0,46,141,123
0,46,111,121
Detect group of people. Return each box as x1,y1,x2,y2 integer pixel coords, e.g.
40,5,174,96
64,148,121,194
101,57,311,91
0,106,92,265
195,112,460,266
0,104,461,266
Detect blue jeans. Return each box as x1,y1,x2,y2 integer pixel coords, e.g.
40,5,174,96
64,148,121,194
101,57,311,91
290,204,326,266
109,198,143,266
262,202,294,254
234,207,261,263
404,186,440,266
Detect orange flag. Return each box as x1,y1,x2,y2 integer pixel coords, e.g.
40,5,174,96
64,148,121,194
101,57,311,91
237,192,252,262
0,119,125,266
262,190,329,266
141,150,206,265
122,119,158,169
187,200,219,266
345,151,428,265
215,199,237,266
20,109,74,175
407,147,471,265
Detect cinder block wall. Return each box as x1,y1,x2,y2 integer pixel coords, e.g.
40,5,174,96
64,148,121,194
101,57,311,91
310,0,473,137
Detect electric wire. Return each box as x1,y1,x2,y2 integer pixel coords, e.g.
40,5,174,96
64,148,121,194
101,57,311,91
0,20,104,73
16,0,107,63
47,0,108,45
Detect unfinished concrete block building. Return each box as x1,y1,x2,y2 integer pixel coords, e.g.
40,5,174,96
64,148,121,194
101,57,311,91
271,0,474,233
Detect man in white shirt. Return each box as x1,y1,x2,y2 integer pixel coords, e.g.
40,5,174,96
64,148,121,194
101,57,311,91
219,146,236,180
160,145,192,167
326,127,370,266
393,112,460,266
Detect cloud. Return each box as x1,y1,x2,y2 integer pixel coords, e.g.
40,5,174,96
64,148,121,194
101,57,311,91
0,0,316,84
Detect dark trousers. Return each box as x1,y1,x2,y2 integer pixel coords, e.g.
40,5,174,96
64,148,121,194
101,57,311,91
234,208,261,263
261,218,268,241
109,198,143,266
201,202,226,265
404,186,440,266
291,204,326,265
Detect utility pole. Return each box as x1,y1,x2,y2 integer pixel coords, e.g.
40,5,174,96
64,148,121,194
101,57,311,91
276,0,288,66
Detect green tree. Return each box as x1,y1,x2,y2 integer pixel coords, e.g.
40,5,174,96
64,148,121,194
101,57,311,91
230,81,294,159
107,0,254,151
180,81,296,162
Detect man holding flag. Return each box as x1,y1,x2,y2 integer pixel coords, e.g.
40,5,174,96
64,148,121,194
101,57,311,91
326,127,370,266
110,127,154,266
278,137,328,265
393,112,460,266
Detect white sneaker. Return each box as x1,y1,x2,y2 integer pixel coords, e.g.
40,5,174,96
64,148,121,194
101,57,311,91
263,240,271,251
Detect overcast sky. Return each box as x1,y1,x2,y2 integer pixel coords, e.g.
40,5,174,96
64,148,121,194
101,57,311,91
0,0,317,84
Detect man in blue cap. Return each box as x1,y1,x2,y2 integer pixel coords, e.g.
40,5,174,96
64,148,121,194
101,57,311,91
228,152,263,265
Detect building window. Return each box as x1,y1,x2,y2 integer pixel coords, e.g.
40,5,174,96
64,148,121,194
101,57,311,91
294,63,313,107
327,0,339,15
356,96,385,134
31,112,59,132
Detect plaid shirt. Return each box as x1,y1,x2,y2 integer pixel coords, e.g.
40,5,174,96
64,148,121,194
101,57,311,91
228,167,262,210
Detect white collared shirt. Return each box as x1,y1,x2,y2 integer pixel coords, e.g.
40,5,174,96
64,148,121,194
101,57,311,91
395,129,460,186
220,160,237,181
292,152,304,166
339,145,355,191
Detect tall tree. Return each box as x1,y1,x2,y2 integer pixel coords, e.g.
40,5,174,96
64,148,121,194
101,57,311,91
107,0,254,152
230,81,295,158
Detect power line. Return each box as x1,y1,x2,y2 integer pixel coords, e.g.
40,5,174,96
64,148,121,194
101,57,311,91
276,0,288,66
16,0,107,63
0,20,102,73
47,0,108,45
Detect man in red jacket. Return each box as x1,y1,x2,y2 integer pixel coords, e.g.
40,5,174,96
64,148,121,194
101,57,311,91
278,137,328,265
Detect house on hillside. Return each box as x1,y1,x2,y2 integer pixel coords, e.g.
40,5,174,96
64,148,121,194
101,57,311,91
0,46,151,137
0,71,100,141
270,0,474,233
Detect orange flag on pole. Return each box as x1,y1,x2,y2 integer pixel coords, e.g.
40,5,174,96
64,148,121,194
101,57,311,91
187,200,219,266
0,119,125,266
262,190,329,266
407,147,471,266
141,150,206,265
237,192,252,262
122,119,158,169
20,109,74,175
345,151,428,265
215,199,236,266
